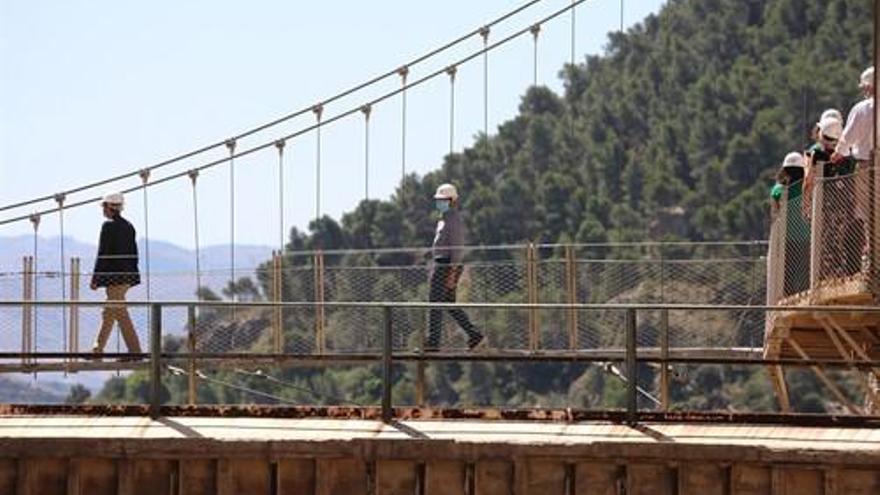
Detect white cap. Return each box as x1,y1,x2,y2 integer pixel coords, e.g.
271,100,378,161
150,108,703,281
818,117,842,140
781,152,804,170
102,192,125,209
433,183,458,200
819,108,842,123
860,66,874,87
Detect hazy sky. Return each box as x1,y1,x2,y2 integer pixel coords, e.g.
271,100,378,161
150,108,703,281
1,0,665,249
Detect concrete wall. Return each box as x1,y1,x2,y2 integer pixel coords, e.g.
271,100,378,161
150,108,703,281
2,452,879,494
2,416,879,495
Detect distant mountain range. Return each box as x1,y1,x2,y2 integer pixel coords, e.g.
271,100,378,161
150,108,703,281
0,375,69,403
0,235,273,277
0,236,273,393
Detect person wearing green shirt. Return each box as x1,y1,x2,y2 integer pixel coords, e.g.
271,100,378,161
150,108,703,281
770,152,809,296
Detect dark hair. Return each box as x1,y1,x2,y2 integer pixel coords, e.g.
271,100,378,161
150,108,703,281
776,166,804,185
776,168,789,183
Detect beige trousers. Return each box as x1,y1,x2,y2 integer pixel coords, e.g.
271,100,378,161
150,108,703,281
93,284,142,353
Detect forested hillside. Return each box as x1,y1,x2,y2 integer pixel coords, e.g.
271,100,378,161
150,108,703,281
98,0,874,412
291,0,872,251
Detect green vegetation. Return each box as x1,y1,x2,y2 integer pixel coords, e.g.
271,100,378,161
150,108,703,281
97,0,873,413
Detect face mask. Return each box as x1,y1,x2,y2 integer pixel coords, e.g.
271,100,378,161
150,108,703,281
435,199,450,213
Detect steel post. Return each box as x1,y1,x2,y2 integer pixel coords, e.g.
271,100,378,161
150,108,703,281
625,308,638,424
149,304,162,419
382,306,393,423
660,308,669,411
187,304,197,406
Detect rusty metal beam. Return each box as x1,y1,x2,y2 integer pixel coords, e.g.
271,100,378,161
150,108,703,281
0,404,877,427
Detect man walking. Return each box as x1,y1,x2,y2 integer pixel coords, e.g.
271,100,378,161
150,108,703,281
90,192,142,358
427,183,485,351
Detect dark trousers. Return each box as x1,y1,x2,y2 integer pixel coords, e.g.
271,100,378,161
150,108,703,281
783,239,809,297
427,262,480,348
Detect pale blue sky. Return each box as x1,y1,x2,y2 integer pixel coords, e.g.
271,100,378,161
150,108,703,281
1,0,665,249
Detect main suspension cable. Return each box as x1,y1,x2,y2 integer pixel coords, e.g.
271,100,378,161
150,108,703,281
0,0,592,227
0,0,546,214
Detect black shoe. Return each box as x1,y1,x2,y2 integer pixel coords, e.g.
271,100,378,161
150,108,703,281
468,334,487,351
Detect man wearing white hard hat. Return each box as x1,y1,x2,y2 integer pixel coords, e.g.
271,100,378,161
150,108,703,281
806,117,852,177
807,115,863,277
832,66,874,164
808,108,842,145
427,183,485,351
90,192,142,359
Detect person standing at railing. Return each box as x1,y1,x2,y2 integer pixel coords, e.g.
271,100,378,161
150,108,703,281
806,117,860,278
832,66,874,274
90,192,142,359
426,183,486,352
771,152,809,296
771,152,806,205
806,108,843,149
832,67,874,166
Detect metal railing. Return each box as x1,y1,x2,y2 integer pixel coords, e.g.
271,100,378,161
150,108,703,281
767,163,878,309
1,300,879,421
2,242,768,360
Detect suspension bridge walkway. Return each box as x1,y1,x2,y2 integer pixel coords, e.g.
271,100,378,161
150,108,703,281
1,0,880,493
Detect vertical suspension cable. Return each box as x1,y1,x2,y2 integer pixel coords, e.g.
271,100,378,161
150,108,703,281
620,0,624,32
275,140,286,253
569,0,577,144
225,139,237,299
447,66,457,155
531,24,541,86
29,213,40,356
139,169,152,306
398,66,409,189
570,0,576,67
54,194,67,354
480,26,490,139
360,105,372,201
313,105,323,223
188,170,202,300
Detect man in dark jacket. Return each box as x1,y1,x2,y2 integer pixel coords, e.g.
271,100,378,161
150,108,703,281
426,183,485,351
90,192,142,356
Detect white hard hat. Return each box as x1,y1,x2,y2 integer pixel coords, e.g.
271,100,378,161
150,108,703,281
818,117,842,140
860,66,874,87
434,183,458,200
819,108,842,123
781,152,804,170
102,192,125,209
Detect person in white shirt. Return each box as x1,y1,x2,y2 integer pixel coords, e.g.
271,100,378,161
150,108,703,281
830,66,874,276
832,66,874,164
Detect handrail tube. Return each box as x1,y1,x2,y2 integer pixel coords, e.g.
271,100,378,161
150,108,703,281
3,352,880,368
1,300,878,313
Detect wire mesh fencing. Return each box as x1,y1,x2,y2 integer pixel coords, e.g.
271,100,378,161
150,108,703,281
811,165,873,290
1,242,771,360
765,165,878,341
